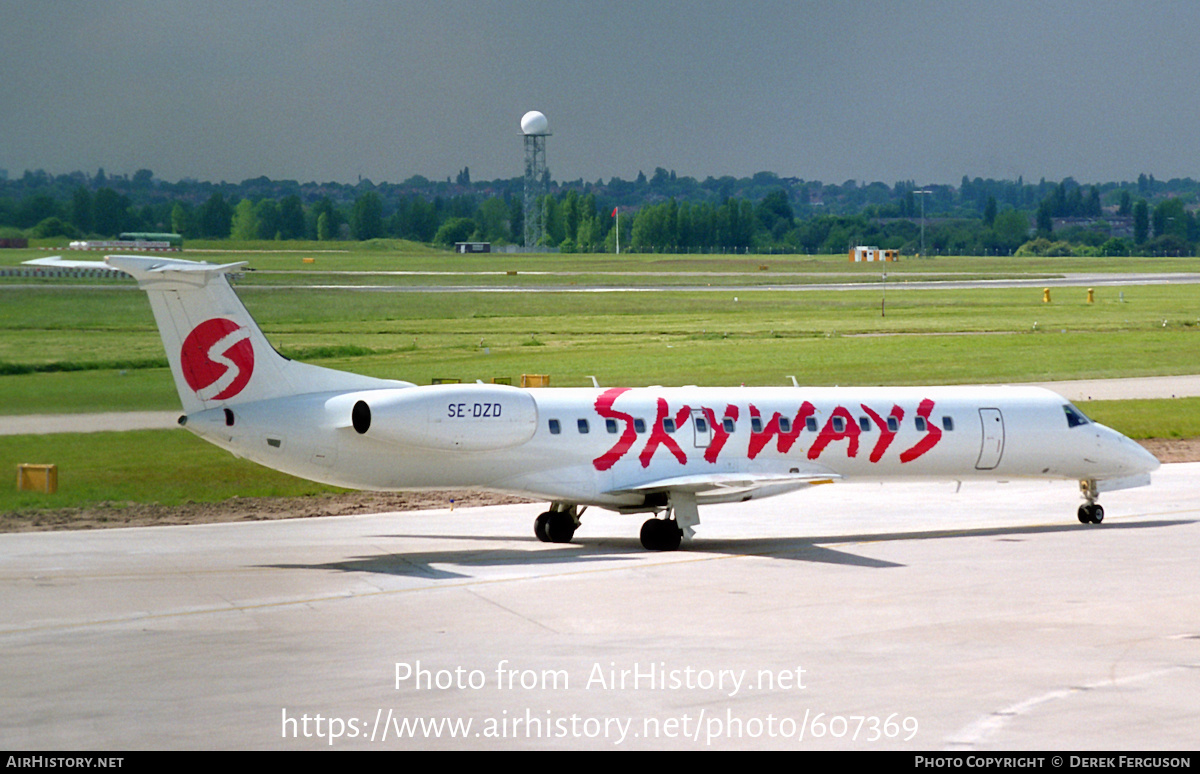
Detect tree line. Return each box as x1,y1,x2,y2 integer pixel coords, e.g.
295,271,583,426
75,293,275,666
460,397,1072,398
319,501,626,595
2,167,1199,256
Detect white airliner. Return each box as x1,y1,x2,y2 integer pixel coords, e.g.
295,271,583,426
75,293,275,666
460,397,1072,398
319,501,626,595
56,255,1163,550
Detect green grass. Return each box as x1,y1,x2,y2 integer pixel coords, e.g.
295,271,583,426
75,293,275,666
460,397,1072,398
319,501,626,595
7,241,1200,275
1,430,343,512
0,369,179,414
1079,397,1200,439
2,283,1198,412
1,326,1197,415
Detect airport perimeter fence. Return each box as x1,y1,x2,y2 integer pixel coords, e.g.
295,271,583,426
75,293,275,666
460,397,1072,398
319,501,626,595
0,266,129,280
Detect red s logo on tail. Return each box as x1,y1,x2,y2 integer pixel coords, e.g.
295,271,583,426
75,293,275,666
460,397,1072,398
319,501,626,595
180,318,255,401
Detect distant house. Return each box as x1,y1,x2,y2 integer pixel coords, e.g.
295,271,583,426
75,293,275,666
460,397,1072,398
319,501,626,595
120,232,183,248
68,233,182,251
455,242,491,254
849,245,898,262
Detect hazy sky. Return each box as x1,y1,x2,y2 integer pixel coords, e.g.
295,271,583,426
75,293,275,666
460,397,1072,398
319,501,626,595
4,1,1200,187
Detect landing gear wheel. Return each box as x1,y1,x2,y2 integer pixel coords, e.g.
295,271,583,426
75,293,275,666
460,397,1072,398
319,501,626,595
534,512,553,542
546,511,577,543
535,510,577,543
640,518,683,551
1077,480,1104,525
1077,503,1105,524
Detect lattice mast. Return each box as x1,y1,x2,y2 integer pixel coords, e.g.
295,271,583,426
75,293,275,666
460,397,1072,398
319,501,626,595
521,111,550,248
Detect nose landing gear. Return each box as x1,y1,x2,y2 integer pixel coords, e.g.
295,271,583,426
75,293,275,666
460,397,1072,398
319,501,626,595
1077,502,1105,524
1077,480,1105,524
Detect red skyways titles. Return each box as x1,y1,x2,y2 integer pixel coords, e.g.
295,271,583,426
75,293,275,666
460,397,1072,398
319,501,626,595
590,388,943,471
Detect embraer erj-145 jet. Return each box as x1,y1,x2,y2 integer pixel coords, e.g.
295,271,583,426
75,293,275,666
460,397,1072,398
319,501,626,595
71,255,1163,550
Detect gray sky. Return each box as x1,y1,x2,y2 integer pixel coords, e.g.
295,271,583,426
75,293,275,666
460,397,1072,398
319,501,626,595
4,0,1199,187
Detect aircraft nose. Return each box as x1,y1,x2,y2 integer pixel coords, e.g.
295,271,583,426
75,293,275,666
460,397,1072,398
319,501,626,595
1099,426,1160,475
1126,438,1161,474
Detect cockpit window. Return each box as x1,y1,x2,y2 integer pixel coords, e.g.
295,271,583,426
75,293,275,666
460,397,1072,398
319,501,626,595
1063,404,1091,428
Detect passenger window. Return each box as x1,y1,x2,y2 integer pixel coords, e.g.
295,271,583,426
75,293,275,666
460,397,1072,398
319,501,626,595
634,418,646,434
942,417,954,431
887,417,899,433
663,418,676,433
605,418,619,434
577,419,589,434
751,417,763,433
779,417,792,433
859,417,871,432
805,416,819,432
915,417,927,432
723,418,736,433
832,417,845,433
549,419,561,435
695,417,708,433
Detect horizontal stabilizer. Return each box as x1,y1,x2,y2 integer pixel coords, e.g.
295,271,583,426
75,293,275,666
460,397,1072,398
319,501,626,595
23,256,116,271
106,255,248,286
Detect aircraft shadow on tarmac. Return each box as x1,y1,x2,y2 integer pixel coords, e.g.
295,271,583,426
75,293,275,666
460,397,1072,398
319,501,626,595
263,519,1192,580
264,545,640,580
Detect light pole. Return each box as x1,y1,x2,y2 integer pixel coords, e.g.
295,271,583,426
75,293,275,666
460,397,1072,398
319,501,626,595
913,189,931,258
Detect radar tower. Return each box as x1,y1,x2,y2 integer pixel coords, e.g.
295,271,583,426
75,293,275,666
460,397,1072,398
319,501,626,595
520,111,550,248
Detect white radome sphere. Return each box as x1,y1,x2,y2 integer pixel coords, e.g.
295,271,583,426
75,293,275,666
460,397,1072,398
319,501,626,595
520,110,549,135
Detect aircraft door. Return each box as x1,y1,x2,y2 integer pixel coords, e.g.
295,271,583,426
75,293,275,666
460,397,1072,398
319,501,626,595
976,408,1005,470
692,409,712,449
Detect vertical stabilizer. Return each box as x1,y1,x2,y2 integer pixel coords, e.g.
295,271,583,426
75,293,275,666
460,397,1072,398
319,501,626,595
106,255,408,414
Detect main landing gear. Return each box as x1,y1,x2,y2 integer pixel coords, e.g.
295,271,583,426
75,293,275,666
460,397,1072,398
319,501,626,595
534,504,581,544
532,494,697,552
639,492,698,551
640,516,683,552
1077,479,1105,525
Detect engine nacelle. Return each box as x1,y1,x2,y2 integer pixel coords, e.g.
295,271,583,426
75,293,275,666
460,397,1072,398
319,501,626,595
332,385,539,452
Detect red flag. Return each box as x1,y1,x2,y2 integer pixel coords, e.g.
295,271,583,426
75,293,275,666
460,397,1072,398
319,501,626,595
611,207,618,217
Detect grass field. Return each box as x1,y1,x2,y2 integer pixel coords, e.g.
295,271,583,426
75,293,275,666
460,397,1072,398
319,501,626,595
2,281,1198,407
1,430,343,511
2,243,1198,513
6,239,1200,276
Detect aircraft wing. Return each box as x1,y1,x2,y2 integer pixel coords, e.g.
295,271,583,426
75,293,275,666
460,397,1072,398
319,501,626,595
605,470,840,502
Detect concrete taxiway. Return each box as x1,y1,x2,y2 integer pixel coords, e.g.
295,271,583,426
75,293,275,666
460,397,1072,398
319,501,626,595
1,464,1197,750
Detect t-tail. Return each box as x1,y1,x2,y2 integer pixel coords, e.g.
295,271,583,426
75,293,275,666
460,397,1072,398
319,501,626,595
105,255,409,414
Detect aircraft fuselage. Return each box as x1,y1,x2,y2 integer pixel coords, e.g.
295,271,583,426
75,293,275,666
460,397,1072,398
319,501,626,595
182,383,1156,511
